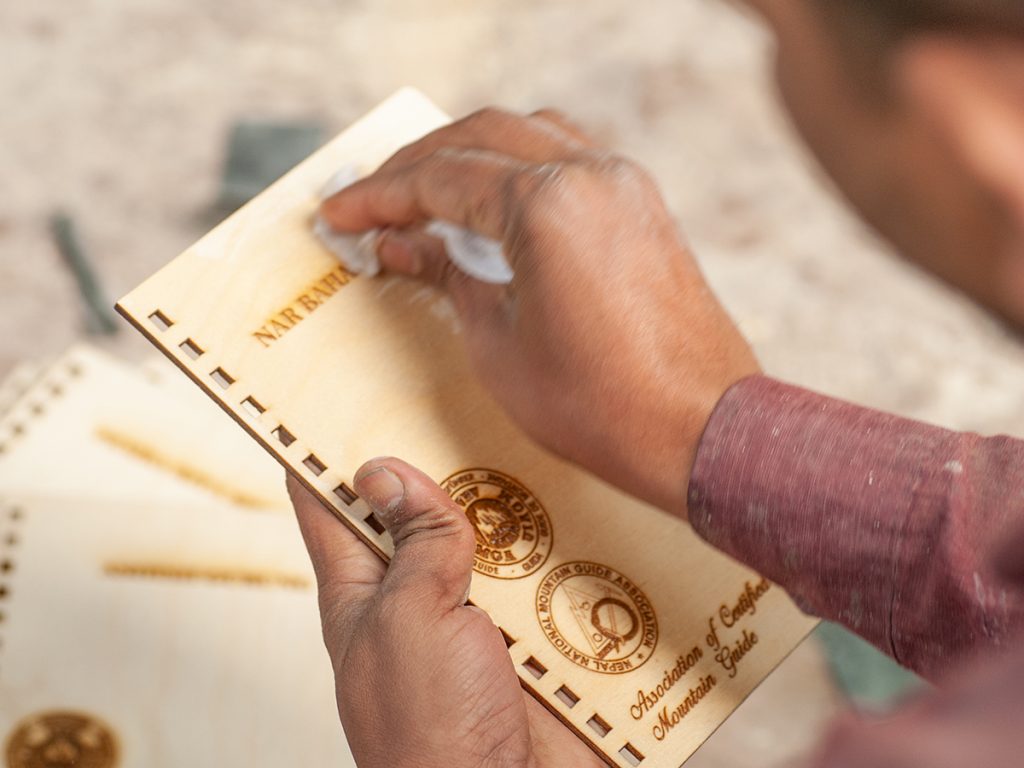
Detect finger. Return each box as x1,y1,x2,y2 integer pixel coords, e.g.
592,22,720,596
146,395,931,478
530,108,598,147
374,107,588,178
287,474,386,595
320,148,527,237
353,457,475,613
376,227,507,320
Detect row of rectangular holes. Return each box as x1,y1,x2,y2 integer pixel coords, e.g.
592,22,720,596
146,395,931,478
0,362,81,454
147,311,379,534
519,655,644,765
150,311,643,765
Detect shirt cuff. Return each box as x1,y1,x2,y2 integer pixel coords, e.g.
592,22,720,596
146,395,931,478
687,376,957,668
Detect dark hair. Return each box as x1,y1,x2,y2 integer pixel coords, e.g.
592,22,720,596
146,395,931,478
824,0,1024,41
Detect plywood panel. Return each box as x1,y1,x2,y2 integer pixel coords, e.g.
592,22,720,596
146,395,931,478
0,346,289,510
0,495,355,768
117,88,816,767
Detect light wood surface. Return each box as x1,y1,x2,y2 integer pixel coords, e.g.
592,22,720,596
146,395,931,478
0,346,289,509
0,494,356,768
117,88,817,767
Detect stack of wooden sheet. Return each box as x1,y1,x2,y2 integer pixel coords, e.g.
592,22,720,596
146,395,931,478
0,345,357,767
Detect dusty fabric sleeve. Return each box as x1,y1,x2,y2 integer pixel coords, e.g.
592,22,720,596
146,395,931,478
687,375,1024,680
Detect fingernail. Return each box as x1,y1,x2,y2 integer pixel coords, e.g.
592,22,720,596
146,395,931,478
377,229,423,276
355,466,405,525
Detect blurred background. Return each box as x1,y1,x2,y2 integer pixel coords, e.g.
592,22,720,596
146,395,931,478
2,0,1024,766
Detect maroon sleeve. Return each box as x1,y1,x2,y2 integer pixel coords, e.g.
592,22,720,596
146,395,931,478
687,375,1024,680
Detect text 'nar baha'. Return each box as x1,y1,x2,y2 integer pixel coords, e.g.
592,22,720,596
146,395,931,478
252,266,353,348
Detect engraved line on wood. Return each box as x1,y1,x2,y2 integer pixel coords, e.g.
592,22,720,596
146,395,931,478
93,426,281,510
103,562,311,589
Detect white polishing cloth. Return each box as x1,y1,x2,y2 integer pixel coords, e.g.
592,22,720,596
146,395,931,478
313,165,514,285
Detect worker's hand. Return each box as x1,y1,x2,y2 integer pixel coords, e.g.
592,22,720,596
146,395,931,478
320,108,758,517
288,459,604,768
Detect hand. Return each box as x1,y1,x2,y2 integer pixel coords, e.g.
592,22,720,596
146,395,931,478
321,108,759,517
288,457,605,768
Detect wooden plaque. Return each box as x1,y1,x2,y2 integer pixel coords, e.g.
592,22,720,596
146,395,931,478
117,88,816,767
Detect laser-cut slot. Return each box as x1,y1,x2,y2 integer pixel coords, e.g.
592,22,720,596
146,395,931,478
0,585,8,598
67,363,83,377
363,512,385,535
273,425,296,447
148,310,173,331
209,368,235,390
303,454,327,476
554,685,579,709
4,533,15,546
241,396,266,418
0,560,11,574
499,627,516,648
29,402,44,415
619,744,644,765
522,656,547,680
179,338,204,360
333,483,358,505
587,714,611,738
9,508,21,521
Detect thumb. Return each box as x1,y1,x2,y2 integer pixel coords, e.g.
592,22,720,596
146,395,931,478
354,457,476,611
376,227,506,323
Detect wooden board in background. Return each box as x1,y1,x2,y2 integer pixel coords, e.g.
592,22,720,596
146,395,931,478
0,346,289,510
0,495,355,768
117,88,817,768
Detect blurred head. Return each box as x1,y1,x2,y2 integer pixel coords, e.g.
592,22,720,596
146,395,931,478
744,0,1024,329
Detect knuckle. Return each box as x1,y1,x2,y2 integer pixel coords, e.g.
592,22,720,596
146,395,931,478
530,106,572,125
461,105,514,131
583,151,650,188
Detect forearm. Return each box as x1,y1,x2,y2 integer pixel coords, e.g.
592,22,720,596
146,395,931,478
687,376,1024,680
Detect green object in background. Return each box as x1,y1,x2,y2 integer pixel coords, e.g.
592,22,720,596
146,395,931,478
816,621,925,710
50,212,119,336
218,120,325,211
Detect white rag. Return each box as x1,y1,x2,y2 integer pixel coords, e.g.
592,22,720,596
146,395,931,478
313,165,514,285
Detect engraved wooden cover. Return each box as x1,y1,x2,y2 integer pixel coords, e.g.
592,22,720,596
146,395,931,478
116,88,817,767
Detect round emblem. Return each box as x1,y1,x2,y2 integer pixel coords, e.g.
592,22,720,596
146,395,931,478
6,711,118,768
442,468,552,579
536,561,658,674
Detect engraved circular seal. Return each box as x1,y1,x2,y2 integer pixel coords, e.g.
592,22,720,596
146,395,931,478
6,711,118,768
441,468,552,580
535,561,658,674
